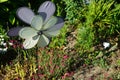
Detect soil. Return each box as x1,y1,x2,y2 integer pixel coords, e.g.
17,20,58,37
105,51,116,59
65,28,120,80
72,50,120,80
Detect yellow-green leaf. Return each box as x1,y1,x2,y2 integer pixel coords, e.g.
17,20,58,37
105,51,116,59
0,0,8,3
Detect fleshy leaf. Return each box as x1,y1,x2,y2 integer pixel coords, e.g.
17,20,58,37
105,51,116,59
19,27,37,39
23,36,39,49
7,27,23,36
38,1,55,23
42,16,57,30
17,7,35,24
31,15,43,30
43,30,60,37
37,34,49,47
46,17,64,31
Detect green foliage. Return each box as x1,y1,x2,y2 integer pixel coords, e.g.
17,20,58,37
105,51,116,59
117,59,120,66
0,0,8,3
76,0,120,51
62,0,85,24
51,0,66,17
77,25,94,51
0,0,27,27
0,25,8,39
85,0,120,37
0,0,48,28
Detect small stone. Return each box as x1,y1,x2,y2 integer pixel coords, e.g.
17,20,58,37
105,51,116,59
103,42,110,49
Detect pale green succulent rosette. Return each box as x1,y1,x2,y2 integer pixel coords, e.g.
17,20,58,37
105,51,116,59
19,15,58,49
8,1,64,49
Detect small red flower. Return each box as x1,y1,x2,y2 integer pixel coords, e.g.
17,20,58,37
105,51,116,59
63,55,69,59
109,78,112,80
38,74,44,77
50,69,54,74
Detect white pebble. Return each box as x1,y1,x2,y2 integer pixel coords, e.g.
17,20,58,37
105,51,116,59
103,42,110,49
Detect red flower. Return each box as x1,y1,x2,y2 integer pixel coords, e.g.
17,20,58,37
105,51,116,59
63,55,69,59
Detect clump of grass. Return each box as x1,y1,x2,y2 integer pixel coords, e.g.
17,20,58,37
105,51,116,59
76,0,120,52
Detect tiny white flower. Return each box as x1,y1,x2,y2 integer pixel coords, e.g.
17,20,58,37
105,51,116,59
0,35,3,38
1,38,4,41
3,47,8,52
0,41,4,45
103,42,110,49
3,43,7,46
9,42,13,46
0,48,3,51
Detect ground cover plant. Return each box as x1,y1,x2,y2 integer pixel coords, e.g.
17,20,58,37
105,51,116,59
0,0,120,80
